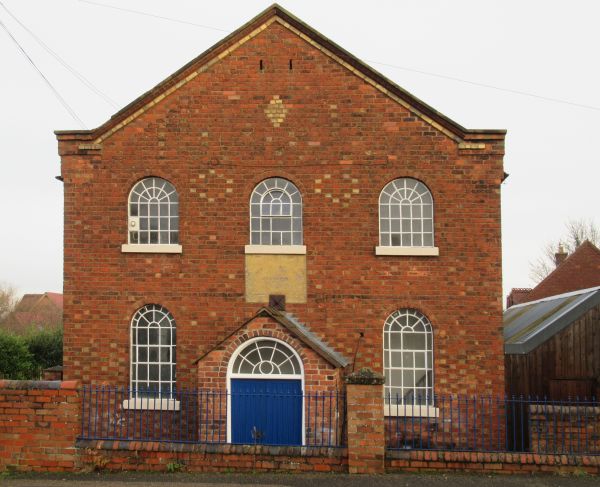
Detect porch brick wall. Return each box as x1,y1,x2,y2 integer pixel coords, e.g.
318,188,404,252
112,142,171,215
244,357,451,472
346,382,385,474
0,380,80,472
196,316,345,447
196,316,342,392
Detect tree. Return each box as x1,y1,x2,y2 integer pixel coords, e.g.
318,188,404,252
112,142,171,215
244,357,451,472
529,219,600,283
0,283,18,321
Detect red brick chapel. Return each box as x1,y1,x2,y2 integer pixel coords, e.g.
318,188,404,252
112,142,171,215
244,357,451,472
55,4,506,414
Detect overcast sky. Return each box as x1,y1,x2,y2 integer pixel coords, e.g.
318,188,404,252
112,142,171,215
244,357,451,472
1,0,598,300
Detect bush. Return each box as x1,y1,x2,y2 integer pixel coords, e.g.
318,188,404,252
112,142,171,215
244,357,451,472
0,327,62,379
24,327,63,373
0,331,34,379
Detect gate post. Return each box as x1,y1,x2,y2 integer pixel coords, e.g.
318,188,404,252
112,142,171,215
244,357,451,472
345,368,385,474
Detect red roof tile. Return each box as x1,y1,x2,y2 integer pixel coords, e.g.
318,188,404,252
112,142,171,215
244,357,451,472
510,241,600,306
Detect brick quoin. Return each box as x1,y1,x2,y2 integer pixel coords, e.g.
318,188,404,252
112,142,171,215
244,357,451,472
56,6,506,397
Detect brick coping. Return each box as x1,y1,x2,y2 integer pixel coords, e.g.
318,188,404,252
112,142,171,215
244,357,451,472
386,449,600,466
0,379,78,390
76,439,347,457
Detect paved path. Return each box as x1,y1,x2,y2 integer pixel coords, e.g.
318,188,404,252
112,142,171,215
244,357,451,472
1,472,598,487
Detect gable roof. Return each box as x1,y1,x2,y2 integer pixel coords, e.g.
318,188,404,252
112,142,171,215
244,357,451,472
195,307,349,368
504,285,600,354
55,4,505,148
44,292,64,308
14,292,63,313
524,241,600,303
15,294,43,312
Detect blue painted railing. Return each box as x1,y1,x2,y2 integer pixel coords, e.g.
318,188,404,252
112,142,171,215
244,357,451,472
79,385,345,447
385,394,600,455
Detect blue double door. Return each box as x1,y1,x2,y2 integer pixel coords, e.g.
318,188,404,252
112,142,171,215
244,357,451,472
231,378,302,445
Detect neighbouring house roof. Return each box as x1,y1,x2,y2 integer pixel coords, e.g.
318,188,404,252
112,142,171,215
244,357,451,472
525,241,600,302
195,307,349,368
504,285,600,355
44,292,64,308
506,288,533,308
507,241,600,308
14,292,63,313
55,4,504,147
15,294,43,312
2,292,63,334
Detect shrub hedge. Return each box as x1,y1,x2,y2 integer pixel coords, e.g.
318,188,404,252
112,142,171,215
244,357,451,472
0,327,62,379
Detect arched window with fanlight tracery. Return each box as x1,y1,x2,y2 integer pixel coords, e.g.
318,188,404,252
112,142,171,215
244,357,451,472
249,178,302,246
379,178,433,248
230,338,302,378
383,309,433,406
128,177,179,245
130,304,176,396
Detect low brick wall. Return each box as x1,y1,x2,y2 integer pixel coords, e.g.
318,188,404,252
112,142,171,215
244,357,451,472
387,450,600,475
1,379,600,475
0,380,79,472
529,404,600,454
76,440,347,472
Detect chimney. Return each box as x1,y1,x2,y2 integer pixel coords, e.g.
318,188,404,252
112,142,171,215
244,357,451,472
268,294,286,311
554,244,568,267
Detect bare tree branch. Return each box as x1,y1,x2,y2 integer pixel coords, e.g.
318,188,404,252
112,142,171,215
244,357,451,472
529,219,600,283
0,283,18,320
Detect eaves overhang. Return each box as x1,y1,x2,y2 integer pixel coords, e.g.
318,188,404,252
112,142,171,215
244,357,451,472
504,286,600,355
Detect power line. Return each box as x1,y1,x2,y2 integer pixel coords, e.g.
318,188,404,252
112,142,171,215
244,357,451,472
0,17,86,127
365,60,600,113
79,0,600,113
0,1,118,108
1,2,118,110
79,0,229,32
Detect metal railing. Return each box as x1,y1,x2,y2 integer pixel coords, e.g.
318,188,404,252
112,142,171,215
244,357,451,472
80,386,345,447
385,394,600,455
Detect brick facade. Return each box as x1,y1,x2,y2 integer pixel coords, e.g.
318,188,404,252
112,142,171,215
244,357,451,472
56,6,505,398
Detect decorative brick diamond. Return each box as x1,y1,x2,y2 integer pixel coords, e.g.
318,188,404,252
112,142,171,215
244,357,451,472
264,95,288,127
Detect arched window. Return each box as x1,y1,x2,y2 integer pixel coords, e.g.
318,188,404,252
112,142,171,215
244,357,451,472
128,177,179,245
131,304,176,396
379,178,433,247
383,309,433,405
250,178,302,245
231,339,302,376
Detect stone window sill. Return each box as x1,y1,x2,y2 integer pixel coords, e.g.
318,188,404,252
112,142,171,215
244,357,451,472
121,244,182,254
245,245,307,255
122,398,180,411
384,405,439,418
375,246,439,256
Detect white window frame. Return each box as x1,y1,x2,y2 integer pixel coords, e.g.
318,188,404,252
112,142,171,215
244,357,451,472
226,337,305,444
123,177,182,254
376,178,438,256
383,309,436,417
249,178,303,247
124,304,179,411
